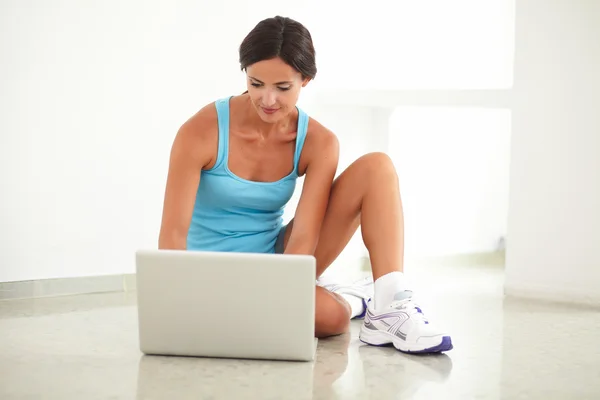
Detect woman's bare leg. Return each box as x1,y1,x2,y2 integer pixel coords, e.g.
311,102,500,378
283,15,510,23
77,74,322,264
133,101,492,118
283,152,405,337
314,286,352,337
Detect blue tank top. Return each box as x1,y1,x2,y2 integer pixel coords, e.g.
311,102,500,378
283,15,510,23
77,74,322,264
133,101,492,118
186,96,309,253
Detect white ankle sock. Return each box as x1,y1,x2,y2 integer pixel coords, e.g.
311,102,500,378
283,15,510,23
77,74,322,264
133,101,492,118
374,271,411,310
340,293,365,318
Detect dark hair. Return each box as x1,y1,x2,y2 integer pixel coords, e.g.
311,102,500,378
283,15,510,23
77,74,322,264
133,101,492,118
239,16,317,80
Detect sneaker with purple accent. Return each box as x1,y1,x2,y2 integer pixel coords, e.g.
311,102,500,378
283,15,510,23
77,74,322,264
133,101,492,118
359,296,453,353
317,276,374,319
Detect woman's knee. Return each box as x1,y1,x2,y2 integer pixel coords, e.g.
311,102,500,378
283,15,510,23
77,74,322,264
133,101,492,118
353,152,398,180
315,286,351,338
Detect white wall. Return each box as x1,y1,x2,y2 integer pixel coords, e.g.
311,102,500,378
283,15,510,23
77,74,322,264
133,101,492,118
0,1,381,282
505,0,600,304
389,106,511,258
1,0,513,283
1,0,191,282
311,0,515,91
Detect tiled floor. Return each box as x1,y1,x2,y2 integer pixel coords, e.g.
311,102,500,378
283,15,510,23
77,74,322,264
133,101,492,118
1,261,599,399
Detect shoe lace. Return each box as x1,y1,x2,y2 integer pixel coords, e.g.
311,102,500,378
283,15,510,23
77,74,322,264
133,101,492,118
394,299,430,324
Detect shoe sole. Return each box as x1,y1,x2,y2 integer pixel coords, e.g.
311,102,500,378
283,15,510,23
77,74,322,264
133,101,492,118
359,327,453,353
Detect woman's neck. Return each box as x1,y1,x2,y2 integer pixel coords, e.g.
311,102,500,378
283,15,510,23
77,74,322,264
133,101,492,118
239,94,297,138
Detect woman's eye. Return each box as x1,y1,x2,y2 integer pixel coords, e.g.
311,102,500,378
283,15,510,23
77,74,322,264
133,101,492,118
278,87,291,91
251,83,261,88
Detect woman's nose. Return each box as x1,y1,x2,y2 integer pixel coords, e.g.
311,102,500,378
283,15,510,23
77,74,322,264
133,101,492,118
262,90,277,107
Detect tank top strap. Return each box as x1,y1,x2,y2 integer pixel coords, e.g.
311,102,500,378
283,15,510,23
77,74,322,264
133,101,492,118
293,106,309,174
209,96,232,171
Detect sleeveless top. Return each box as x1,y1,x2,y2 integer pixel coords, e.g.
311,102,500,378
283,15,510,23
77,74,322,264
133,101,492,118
186,96,309,253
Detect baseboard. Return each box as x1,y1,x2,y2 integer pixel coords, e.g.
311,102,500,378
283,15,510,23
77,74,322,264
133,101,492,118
0,274,137,301
504,283,600,310
1,251,505,301
360,250,506,272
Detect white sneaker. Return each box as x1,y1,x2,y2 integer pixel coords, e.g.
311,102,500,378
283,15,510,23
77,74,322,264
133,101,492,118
317,276,374,319
359,297,453,353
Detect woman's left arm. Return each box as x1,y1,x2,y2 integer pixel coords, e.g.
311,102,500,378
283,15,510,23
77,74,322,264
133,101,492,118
284,126,339,255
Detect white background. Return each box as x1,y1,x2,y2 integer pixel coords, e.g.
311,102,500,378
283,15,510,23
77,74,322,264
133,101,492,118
2,0,598,305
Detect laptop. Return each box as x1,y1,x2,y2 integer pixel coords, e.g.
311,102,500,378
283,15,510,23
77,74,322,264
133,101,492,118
135,249,318,361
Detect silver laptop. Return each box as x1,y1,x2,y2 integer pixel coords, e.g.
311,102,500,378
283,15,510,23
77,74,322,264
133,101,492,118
135,249,317,361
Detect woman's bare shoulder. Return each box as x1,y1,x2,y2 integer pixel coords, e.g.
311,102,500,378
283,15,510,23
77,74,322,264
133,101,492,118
180,102,219,140
306,117,337,142
172,102,220,170
297,116,339,176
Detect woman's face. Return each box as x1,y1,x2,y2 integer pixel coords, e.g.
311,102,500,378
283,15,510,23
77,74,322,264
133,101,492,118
245,57,309,123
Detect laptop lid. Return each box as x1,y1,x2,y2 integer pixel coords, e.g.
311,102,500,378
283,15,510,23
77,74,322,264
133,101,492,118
135,249,316,361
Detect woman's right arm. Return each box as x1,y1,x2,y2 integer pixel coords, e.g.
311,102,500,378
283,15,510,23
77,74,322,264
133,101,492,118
158,104,217,250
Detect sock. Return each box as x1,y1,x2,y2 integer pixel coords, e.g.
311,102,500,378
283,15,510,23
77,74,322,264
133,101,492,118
374,271,412,310
340,293,365,319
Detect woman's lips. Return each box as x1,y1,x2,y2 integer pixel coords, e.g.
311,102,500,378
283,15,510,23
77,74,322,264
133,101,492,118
262,107,278,114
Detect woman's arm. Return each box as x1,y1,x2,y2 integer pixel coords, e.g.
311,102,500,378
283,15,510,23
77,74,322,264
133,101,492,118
285,123,340,255
158,105,217,250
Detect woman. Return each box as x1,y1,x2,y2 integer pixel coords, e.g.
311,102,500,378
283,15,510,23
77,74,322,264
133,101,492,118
158,16,452,354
